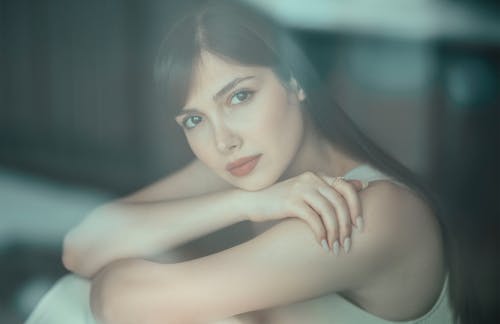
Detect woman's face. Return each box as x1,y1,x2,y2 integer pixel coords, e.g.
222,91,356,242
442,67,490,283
175,51,305,190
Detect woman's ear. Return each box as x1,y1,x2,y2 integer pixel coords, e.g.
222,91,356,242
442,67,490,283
289,77,306,102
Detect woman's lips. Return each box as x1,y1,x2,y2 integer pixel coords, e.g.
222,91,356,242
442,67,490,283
226,154,262,177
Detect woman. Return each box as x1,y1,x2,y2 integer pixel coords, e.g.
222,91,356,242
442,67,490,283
27,1,454,323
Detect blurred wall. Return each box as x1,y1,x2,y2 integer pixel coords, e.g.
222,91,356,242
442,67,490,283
0,0,203,195
2,0,499,194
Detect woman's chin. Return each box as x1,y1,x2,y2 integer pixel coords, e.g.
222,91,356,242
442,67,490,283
231,176,279,192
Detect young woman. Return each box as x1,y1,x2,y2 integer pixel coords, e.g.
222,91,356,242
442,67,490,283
27,1,454,323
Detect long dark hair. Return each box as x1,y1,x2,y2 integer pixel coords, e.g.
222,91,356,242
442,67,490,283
155,0,457,321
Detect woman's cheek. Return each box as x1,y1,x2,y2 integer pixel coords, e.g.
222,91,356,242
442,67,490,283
187,133,216,166
252,103,286,137
187,137,204,158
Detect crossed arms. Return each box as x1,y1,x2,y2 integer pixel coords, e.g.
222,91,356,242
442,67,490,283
89,181,426,323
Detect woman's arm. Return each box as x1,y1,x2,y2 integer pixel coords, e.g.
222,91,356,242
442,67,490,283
62,159,236,277
118,159,234,203
91,181,438,324
64,161,363,279
63,187,250,278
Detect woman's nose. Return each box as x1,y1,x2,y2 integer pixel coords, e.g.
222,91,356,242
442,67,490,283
215,127,242,154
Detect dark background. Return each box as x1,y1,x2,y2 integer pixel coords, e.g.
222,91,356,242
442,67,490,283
1,0,498,323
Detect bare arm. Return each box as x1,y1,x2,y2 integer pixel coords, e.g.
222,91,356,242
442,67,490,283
63,160,363,279
63,158,239,277
118,159,233,203
91,181,441,323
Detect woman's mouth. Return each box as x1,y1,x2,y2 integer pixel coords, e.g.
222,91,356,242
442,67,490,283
226,154,262,177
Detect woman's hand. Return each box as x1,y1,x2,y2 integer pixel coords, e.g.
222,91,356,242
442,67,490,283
248,171,365,254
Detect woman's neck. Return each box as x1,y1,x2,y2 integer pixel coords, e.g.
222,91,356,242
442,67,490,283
281,114,363,180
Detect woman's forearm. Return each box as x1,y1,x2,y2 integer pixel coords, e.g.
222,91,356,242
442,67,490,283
63,188,252,278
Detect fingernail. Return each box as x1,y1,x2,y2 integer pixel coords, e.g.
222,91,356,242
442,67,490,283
321,239,329,252
333,240,340,256
356,216,364,232
344,237,351,253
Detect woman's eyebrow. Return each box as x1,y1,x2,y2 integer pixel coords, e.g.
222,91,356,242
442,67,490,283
213,75,255,101
178,75,256,114
175,109,198,118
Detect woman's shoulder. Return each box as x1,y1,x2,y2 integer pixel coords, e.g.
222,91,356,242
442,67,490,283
344,163,439,242
356,163,444,265
355,163,440,240
351,175,446,320
360,179,439,245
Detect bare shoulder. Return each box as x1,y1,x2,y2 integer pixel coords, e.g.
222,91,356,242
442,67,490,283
121,159,233,203
351,179,445,319
360,180,441,250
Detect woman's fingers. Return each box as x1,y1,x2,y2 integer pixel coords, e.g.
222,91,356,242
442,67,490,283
321,176,364,232
302,192,339,251
285,172,367,254
316,186,352,252
289,201,327,248
349,179,365,191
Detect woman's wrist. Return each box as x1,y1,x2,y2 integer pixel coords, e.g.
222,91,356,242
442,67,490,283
230,188,265,223
223,188,257,223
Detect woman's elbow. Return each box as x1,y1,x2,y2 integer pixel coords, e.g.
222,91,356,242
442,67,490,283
62,229,96,277
62,230,78,271
62,231,79,273
90,259,180,324
62,204,115,276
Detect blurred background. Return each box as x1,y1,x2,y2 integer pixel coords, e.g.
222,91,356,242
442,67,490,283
1,0,498,323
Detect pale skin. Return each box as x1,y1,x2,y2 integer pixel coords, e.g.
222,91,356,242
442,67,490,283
63,51,446,323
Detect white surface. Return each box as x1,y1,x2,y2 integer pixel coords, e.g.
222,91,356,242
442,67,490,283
0,167,113,247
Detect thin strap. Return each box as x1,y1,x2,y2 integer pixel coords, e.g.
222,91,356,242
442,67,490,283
343,164,408,190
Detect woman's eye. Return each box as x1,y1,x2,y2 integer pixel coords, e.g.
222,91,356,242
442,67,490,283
182,115,203,129
229,90,253,105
